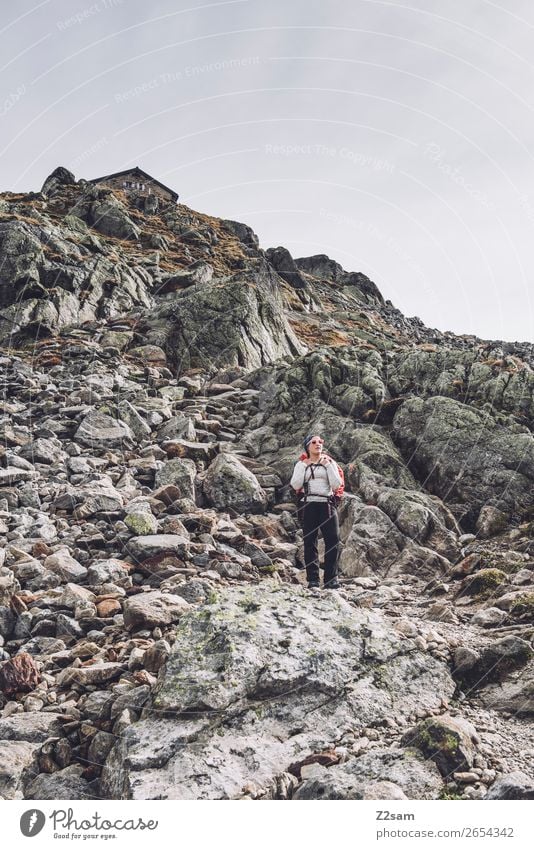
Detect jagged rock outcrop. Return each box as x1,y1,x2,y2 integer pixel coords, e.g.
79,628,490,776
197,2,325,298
140,261,305,375
40,166,76,198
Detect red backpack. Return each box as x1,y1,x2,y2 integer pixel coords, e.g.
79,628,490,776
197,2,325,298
295,452,345,522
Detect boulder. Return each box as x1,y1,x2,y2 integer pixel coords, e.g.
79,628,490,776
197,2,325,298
126,534,190,562
155,458,196,500
56,662,124,689
400,714,479,777
476,505,508,539
86,558,130,586
101,582,454,799
156,415,196,443
44,549,87,582
0,740,40,799
19,437,66,465
87,193,140,240
142,262,305,376
0,653,40,698
479,666,534,715
25,765,95,800
265,246,308,289
0,712,64,742
124,510,158,536
75,412,134,448
453,637,532,687
117,400,151,441
203,453,268,514
293,748,442,800
339,500,404,578
123,591,190,630
485,771,534,800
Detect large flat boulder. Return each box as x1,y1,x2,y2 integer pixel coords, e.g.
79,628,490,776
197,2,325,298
101,582,454,799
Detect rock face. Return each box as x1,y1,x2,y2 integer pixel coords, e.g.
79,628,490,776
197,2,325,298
1,167,534,802
141,262,305,375
392,397,534,528
101,582,454,799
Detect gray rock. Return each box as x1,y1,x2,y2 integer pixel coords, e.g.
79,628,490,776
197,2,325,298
82,192,140,240
126,534,190,562
454,637,533,687
86,558,130,586
124,510,159,536
203,453,268,514
294,748,441,800
400,714,479,776
156,415,196,443
41,166,75,197
392,396,534,526
44,549,87,582
0,468,36,485
88,731,116,766
117,400,151,441
81,691,114,722
471,607,508,628
476,505,508,539
0,605,15,639
123,591,190,630
25,764,95,800
155,458,196,500
265,246,308,289
0,567,21,605
56,662,124,688
143,262,304,376
75,412,133,448
339,500,404,577
0,711,64,742
19,437,66,465
479,666,534,715
0,740,39,799
101,582,454,799
485,771,534,800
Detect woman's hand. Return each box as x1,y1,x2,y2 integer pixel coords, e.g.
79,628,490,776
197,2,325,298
319,455,332,466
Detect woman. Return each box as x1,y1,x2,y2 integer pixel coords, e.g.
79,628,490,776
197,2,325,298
290,434,342,589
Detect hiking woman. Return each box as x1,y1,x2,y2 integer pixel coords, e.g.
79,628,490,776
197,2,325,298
290,434,342,589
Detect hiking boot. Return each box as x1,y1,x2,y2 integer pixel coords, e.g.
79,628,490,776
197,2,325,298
323,579,340,590
307,580,320,589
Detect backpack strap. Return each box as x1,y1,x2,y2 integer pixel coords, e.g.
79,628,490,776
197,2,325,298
301,463,332,503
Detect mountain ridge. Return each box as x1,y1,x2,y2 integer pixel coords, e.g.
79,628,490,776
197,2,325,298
0,165,533,801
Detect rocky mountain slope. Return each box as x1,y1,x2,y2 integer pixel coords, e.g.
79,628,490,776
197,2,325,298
0,166,533,801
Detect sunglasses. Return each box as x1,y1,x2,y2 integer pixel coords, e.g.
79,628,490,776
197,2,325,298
309,439,324,445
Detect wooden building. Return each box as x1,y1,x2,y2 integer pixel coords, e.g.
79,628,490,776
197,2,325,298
88,167,178,204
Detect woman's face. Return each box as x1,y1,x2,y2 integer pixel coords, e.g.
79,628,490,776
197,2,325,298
308,435,324,457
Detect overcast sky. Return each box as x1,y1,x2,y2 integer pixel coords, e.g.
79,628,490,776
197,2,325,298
2,0,534,342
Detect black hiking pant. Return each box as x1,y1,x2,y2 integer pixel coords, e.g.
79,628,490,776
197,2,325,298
302,500,340,585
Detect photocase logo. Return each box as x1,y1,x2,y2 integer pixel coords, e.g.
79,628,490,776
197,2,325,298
20,809,46,837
